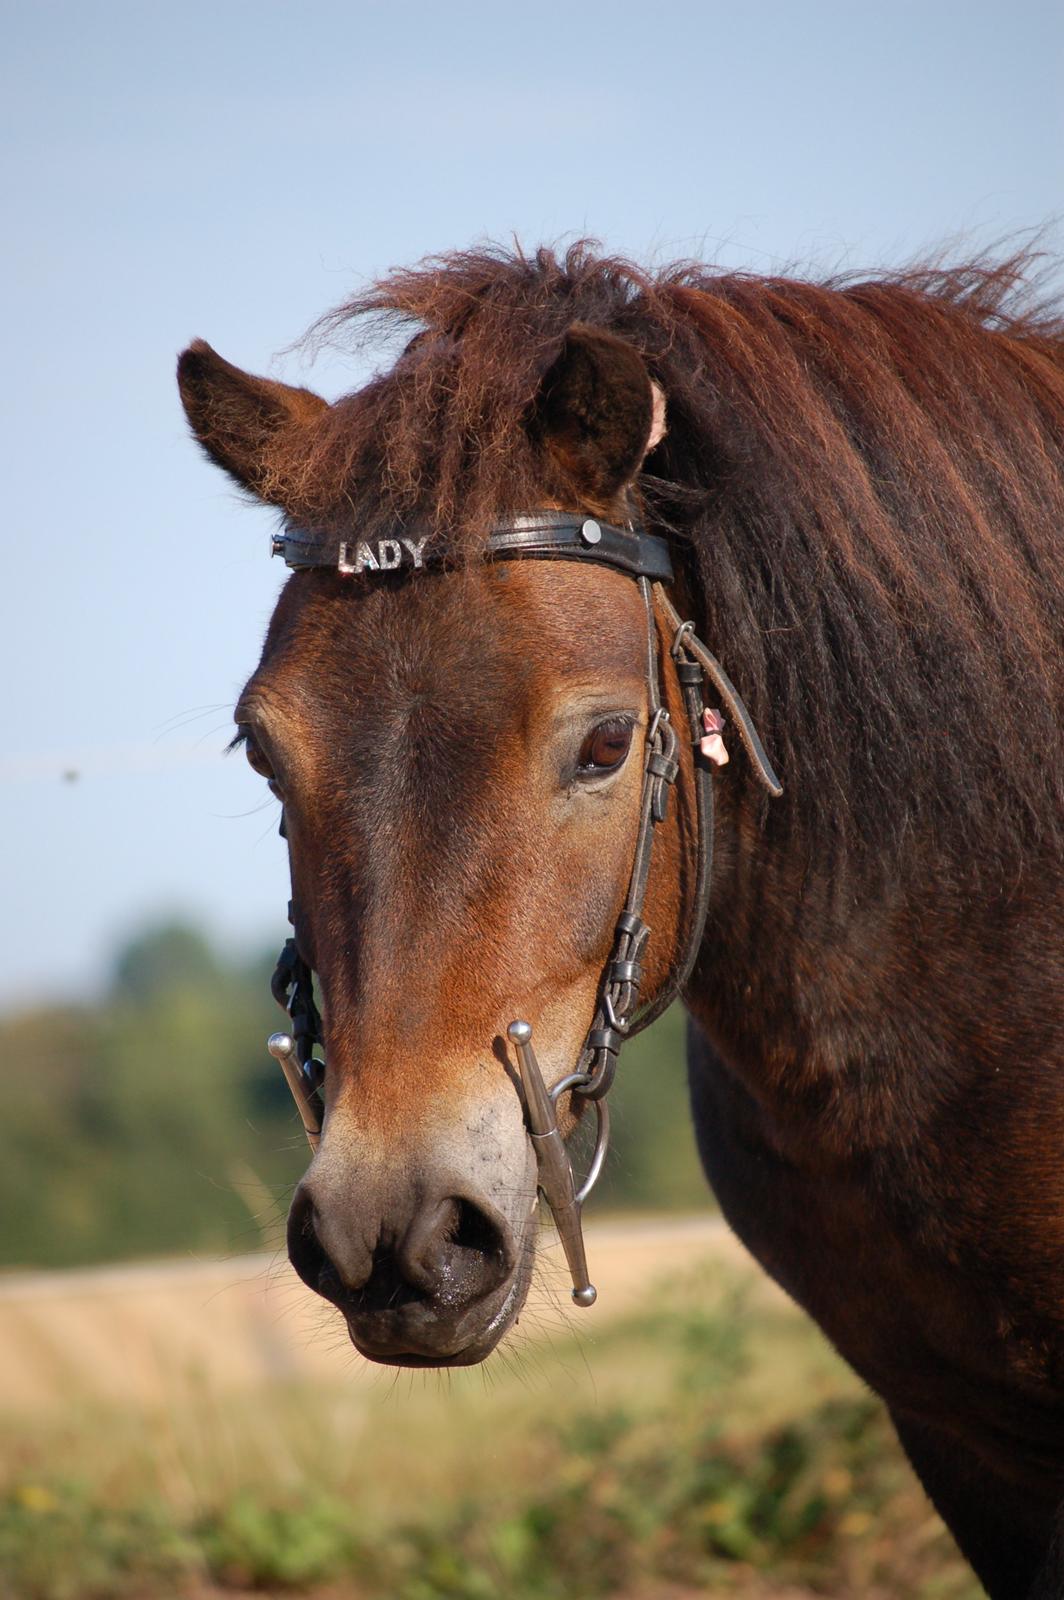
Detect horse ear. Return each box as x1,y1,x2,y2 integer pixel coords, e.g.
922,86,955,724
531,325,663,508
176,339,328,503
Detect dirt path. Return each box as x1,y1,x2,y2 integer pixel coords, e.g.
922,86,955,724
0,1214,752,1414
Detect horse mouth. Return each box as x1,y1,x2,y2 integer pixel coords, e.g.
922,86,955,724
341,1244,534,1369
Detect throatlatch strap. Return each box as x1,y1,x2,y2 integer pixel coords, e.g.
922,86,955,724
655,588,783,798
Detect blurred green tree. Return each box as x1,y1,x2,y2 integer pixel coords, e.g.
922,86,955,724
0,921,712,1270
110,920,221,1003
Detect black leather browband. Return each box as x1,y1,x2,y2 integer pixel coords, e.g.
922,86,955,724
272,510,674,585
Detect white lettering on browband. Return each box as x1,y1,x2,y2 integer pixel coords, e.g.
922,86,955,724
401,535,430,567
337,535,431,577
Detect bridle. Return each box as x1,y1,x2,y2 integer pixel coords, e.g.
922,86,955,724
265,511,782,1305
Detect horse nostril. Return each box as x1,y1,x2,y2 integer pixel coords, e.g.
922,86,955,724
287,1183,516,1320
287,1185,342,1301
401,1195,514,1306
452,1196,507,1261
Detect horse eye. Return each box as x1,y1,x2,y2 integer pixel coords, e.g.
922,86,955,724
239,728,275,781
578,719,634,775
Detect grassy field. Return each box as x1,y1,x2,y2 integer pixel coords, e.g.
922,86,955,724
0,1227,980,1600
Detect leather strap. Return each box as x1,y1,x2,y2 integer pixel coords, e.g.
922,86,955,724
626,599,717,1035
656,588,783,798
486,515,674,582
270,930,325,1124
273,512,674,586
573,576,679,1098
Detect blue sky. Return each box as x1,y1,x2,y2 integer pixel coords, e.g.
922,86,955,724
3,0,1062,1004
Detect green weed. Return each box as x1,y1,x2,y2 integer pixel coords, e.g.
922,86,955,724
0,1265,982,1599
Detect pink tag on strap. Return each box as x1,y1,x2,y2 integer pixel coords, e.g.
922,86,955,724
700,708,729,767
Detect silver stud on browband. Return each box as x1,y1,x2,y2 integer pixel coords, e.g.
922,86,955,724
580,518,602,545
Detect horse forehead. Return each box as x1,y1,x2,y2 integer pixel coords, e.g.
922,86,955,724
260,561,648,719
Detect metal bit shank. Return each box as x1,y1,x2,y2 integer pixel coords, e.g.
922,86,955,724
268,1032,323,1151
507,1020,597,1307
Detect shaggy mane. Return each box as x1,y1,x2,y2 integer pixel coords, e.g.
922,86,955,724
283,242,1064,883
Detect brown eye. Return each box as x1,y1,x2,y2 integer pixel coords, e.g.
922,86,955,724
578,719,634,775
236,726,275,782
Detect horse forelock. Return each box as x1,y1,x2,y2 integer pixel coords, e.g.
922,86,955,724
266,240,1063,890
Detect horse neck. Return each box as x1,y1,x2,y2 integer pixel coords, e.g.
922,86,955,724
682,798,897,1157
685,763,1063,1162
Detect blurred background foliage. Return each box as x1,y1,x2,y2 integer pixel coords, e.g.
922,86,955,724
0,1255,978,1599
1,918,709,1270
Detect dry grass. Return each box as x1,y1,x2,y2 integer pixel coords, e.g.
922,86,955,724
0,1222,981,1599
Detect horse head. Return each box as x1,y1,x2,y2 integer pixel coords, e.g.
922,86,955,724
177,323,707,1367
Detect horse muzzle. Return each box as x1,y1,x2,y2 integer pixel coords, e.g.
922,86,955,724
286,1150,535,1366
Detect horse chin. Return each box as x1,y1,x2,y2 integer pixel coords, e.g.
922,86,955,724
342,1241,535,1370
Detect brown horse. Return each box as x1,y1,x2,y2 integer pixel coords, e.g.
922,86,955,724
178,243,1064,1598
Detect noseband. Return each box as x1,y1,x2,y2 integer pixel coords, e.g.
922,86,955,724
266,512,782,1305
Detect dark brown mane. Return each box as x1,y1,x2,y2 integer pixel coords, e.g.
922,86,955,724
279,242,1064,885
